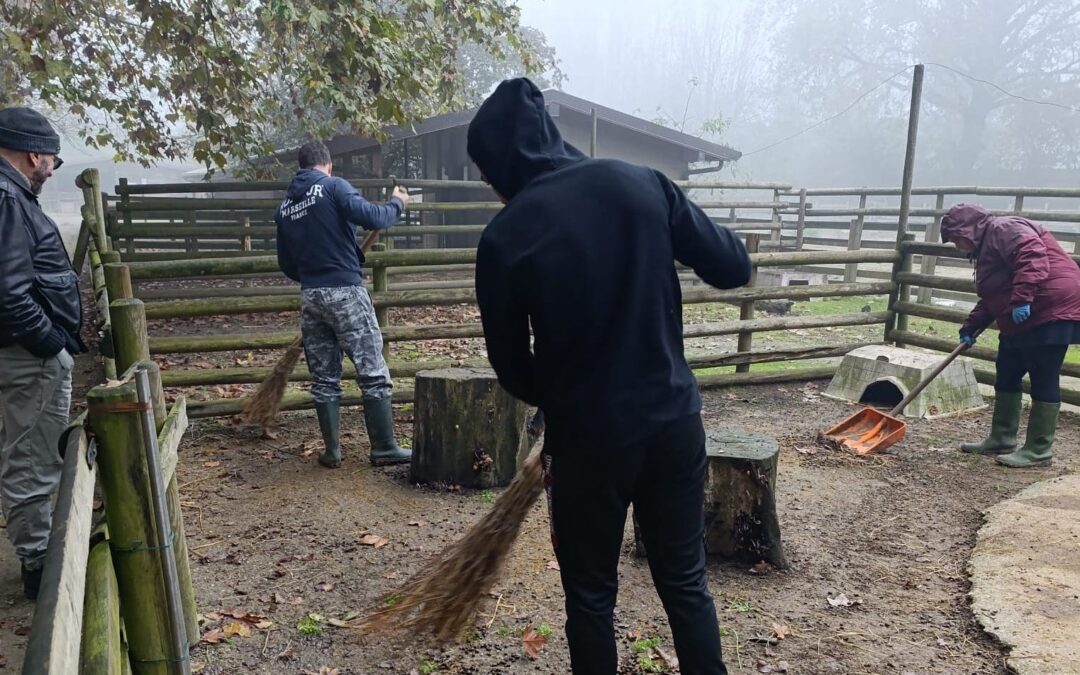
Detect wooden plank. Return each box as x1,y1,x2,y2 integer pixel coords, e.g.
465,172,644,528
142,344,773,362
896,271,975,293
157,397,188,486
22,419,96,675
696,365,837,389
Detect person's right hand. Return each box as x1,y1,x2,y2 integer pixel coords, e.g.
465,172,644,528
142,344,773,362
959,331,976,349
391,185,410,209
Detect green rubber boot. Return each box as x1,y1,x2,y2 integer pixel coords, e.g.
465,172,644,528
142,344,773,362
961,391,1021,455
314,400,342,469
997,400,1059,468
363,397,411,466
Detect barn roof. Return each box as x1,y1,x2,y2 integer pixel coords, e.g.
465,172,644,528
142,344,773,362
312,89,741,163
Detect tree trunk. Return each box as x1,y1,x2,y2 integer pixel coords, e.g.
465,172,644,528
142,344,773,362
634,430,787,568
412,368,529,489
703,430,786,567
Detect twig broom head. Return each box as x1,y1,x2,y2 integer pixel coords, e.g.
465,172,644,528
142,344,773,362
239,336,304,429
355,445,546,642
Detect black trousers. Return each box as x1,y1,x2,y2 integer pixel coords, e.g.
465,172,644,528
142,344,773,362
542,413,726,675
995,344,1068,402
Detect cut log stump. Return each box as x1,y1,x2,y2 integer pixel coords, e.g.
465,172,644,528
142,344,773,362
633,429,786,568
412,367,529,489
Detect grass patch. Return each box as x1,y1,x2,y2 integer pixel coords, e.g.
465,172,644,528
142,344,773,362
297,613,323,636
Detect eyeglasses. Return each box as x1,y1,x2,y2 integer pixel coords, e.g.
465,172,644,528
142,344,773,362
51,155,63,170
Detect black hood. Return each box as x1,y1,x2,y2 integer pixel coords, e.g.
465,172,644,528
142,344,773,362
286,168,330,200
467,78,586,199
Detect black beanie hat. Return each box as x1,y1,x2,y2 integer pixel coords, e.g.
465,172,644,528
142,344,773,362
0,107,61,155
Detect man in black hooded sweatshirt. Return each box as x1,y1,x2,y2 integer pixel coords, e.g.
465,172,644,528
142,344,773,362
468,78,749,675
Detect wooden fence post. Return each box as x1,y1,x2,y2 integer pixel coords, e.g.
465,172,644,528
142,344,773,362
736,234,762,374
894,234,916,347
769,189,783,247
886,64,924,344
117,177,132,253
844,194,868,283
89,171,110,253
795,188,807,250
109,300,199,646
104,264,134,301
87,379,185,675
917,192,945,304
371,242,391,359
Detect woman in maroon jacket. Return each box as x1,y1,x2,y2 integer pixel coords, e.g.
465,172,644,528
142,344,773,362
941,204,1080,467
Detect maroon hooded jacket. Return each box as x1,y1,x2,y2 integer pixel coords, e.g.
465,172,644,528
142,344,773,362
941,204,1080,337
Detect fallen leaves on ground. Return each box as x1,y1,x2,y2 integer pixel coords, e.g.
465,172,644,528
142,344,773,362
772,623,791,639
827,593,863,608
223,621,252,638
546,560,560,571
757,660,790,673
359,533,389,548
522,625,547,659
655,646,680,671
317,581,337,592
202,460,221,468
200,628,226,645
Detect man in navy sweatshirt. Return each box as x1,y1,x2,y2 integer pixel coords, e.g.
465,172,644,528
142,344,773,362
276,140,411,468
469,79,750,674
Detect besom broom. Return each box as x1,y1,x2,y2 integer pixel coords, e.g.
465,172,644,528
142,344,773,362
239,228,383,431
355,412,546,641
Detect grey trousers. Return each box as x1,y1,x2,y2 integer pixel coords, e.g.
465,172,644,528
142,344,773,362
0,345,73,569
301,286,393,403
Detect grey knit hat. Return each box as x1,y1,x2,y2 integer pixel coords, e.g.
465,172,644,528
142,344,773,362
0,107,61,155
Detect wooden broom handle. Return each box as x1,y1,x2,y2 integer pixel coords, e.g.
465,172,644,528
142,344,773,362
888,340,971,416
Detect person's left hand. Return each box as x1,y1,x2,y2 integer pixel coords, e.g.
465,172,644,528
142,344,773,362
1012,304,1031,324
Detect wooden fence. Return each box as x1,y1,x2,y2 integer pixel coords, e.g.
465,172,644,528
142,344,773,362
75,176,1080,417
23,169,197,675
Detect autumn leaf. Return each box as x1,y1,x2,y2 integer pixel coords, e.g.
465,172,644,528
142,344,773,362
200,628,226,645
326,617,350,628
317,581,337,592
224,621,252,638
827,593,862,608
522,625,547,659
359,534,389,548
202,460,222,468
546,560,560,571
772,623,791,639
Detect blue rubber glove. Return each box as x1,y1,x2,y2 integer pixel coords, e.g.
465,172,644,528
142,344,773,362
959,332,976,348
1011,304,1031,325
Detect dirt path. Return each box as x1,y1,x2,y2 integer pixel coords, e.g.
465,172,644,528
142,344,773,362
172,384,1076,675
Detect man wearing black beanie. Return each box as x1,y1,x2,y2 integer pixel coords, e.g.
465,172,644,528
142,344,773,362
0,106,84,600
469,79,748,674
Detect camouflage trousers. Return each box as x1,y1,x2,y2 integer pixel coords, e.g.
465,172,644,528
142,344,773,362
301,286,392,403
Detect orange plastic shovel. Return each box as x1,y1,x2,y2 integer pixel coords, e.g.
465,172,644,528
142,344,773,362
822,341,970,455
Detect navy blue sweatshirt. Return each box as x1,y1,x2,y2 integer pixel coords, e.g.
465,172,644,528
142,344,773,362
468,79,752,451
275,169,404,288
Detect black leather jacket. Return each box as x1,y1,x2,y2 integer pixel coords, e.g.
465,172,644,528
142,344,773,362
0,158,85,353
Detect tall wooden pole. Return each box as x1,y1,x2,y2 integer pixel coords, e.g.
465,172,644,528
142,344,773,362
886,64,924,345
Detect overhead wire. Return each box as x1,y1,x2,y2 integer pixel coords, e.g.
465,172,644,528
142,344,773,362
740,61,1080,157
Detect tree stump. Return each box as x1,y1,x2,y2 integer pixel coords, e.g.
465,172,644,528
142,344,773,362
633,429,786,568
412,368,529,489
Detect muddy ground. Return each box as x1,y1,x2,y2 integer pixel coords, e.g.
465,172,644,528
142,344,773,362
2,282,1077,674
166,382,1075,675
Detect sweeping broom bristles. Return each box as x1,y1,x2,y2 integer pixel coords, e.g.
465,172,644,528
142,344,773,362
355,445,545,641
240,336,305,429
